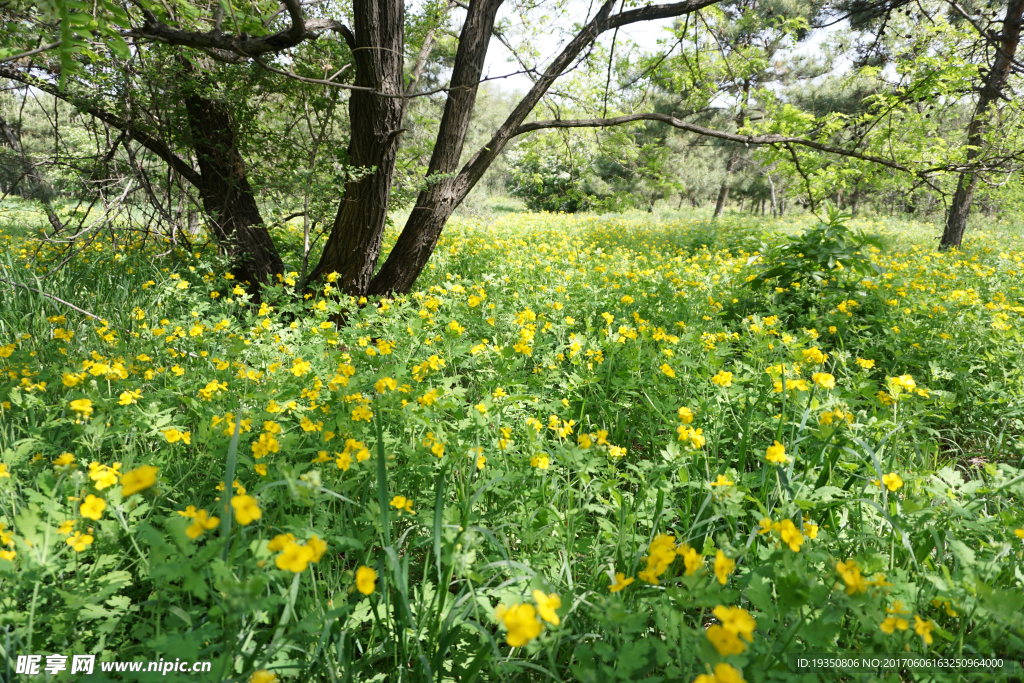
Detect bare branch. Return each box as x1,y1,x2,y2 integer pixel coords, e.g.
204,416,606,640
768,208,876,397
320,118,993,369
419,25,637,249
0,64,201,187
0,41,62,65
512,112,978,183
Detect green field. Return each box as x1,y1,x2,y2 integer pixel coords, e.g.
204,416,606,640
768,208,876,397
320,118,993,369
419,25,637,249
1,209,1023,682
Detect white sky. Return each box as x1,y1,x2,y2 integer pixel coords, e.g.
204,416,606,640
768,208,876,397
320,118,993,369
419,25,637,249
479,2,846,95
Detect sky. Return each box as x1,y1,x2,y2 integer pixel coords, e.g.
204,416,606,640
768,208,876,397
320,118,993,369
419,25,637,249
479,1,679,94
478,1,846,96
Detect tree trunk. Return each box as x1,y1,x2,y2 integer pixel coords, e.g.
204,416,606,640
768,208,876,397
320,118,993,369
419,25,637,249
184,92,283,288
305,0,407,296
941,0,1024,250
365,0,504,295
184,95,282,287
0,115,63,233
713,151,739,218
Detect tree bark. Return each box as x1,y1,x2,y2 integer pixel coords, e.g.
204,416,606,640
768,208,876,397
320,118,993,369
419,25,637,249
940,0,1024,250
366,0,503,295
305,0,406,296
183,92,284,287
713,151,739,218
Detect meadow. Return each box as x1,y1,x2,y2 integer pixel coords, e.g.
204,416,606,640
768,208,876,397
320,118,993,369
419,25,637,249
1,206,1023,682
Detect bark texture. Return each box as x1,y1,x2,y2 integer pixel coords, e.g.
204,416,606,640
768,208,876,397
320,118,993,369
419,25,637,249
306,0,406,295
713,151,740,218
941,0,1024,250
184,92,284,287
367,0,504,295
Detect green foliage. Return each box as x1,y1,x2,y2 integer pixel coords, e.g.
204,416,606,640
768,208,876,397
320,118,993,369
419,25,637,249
750,204,882,288
506,132,593,213
3,209,1024,681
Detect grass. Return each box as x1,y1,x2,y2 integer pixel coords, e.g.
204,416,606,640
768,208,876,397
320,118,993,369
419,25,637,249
0,207,1023,682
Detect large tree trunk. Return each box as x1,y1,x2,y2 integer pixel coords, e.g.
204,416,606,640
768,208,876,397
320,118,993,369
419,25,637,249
305,0,406,296
183,92,283,287
366,0,503,295
940,0,1024,250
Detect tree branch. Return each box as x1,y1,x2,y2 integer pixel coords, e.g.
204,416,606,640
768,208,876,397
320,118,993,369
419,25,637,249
515,113,916,171
123,0,342,61
0,65,201,187
455,0,721,201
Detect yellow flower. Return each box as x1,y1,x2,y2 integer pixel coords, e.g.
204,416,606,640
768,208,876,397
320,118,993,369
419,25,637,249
118,389,142,405
252,433,280,458
57,520,75,535
231,495,262,525
0,549,15,562
185,510,220,539
177,505,198,518
660,363,676,378
677,406,694,424
836,559,868,595
637,533,677,584
267,533,296,552
778,519,804,552
88,461,121,489
880,615,910,634
881,472,903,491
530,455,550,469
711,370,733,387
681,545,702,575
855,358,875,369
802,347,827,364
1015,528,1024,540
255,464,268,476
307,535,328,562
70,398,93,417
533,590,561,625
476,454,486,470
765,440,788,465
121,465,158,496
275,541,316,573
711,475,734,487
162,428,191,445
811,372,835,389
713,605,756,643
714,550,735,585
351,405,373,422
356,565,377,595
608,572,635,592
496,603,543,647
80,494,106,520
66,531,94,552
706,625,745,655
374,377,397,393
692,663,746,683
53,452,76,467
914,615,935,645
250,670,279,683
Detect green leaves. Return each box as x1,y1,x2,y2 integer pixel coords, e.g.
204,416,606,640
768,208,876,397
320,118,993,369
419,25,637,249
749,203,882,289
53,0,132,89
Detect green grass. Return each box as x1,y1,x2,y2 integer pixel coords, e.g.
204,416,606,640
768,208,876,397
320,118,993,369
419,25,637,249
0,209,1023,682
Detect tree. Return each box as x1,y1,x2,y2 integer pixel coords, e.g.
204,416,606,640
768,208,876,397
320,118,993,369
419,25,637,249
940,0,1024,248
